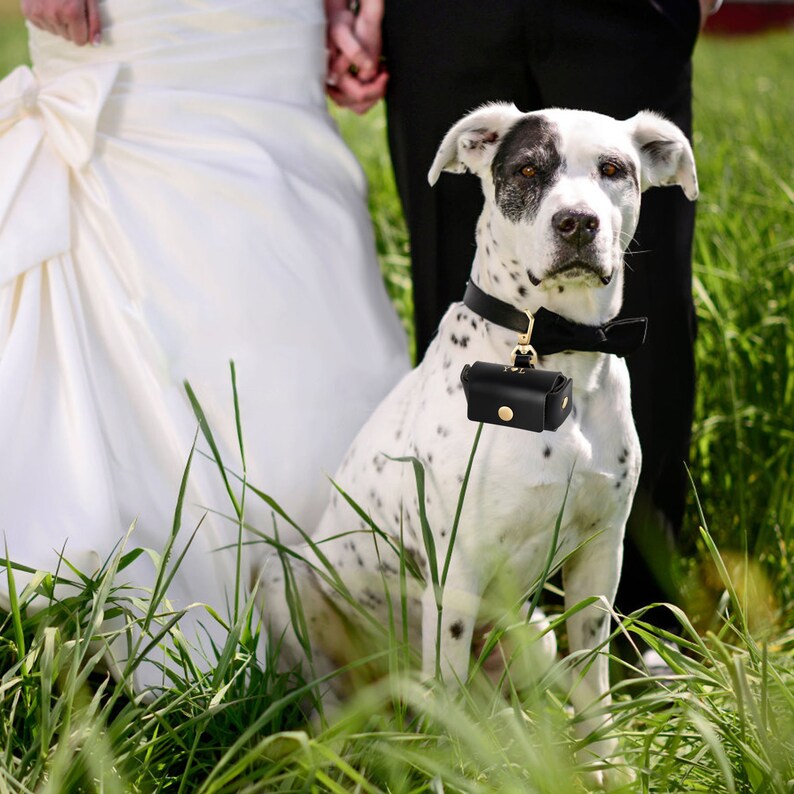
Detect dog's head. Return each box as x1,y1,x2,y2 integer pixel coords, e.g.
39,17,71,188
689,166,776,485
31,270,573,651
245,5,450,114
429,103,698,319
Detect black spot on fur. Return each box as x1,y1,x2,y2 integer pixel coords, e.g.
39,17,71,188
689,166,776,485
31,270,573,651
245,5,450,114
362,588,384,608
517,285,528,298
491,115,564,223
543,446,552,458
450,620,464,640
558,285,565,293
357,555,365,566
586,614,607,639
639,140,676,177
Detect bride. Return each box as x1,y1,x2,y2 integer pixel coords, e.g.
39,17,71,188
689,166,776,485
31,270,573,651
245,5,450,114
0,0,408,686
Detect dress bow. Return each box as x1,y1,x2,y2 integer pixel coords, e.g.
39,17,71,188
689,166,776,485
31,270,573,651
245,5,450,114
0,62,119,286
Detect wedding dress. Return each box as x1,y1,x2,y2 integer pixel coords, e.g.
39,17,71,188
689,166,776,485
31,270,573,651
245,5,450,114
0,0,409,686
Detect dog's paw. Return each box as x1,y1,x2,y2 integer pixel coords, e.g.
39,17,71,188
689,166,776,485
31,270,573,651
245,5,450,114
576,742,637,792
600,759,637,791
579,763,636,792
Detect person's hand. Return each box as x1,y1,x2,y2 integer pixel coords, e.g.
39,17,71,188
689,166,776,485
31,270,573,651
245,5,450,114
325,0,387,115
21,0,102,46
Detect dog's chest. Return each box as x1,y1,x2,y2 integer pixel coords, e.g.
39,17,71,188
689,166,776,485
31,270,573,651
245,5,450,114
317,306,639,596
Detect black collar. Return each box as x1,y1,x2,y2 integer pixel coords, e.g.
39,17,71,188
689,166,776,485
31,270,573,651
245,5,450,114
463,281,647,357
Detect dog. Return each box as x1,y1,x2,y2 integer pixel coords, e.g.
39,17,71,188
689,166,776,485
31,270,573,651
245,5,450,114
261,103,697,788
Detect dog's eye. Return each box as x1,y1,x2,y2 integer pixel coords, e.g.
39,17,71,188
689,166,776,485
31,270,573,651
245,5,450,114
520,165,537,178
600,162,622,178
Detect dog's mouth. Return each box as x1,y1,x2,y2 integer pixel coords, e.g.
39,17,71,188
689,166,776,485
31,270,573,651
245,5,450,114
539,259,612,287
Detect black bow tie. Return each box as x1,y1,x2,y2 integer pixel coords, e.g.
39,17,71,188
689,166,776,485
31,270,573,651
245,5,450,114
463,281,647,357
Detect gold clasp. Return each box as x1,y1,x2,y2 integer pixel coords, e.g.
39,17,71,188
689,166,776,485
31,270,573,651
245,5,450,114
510,309,538,366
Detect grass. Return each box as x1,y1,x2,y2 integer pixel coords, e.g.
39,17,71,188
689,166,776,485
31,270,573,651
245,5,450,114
1,20,793,794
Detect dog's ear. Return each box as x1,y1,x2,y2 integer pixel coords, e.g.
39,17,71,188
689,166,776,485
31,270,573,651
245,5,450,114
628,111,699,200
428,102,523,185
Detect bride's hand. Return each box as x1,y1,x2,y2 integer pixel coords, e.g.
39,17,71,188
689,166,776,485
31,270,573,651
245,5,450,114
325,0,388,114
21,0,102,46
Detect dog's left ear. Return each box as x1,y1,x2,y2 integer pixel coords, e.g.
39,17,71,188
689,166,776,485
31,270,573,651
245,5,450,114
628,111,699,200
428,102,523,185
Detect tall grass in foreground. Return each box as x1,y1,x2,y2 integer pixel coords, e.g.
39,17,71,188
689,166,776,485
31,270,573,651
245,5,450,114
1,385,793,791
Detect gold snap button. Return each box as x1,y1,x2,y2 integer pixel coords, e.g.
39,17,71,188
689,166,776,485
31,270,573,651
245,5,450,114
498,406,514,422
562,396,569,411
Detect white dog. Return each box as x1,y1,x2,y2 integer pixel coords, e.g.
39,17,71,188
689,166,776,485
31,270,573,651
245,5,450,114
262,104,697,787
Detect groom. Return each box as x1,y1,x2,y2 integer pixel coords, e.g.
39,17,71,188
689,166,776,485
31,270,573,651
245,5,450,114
326,0,721,625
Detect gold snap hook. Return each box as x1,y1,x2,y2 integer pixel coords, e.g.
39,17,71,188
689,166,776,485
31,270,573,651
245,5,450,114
517,309,535,347
510,308,538,366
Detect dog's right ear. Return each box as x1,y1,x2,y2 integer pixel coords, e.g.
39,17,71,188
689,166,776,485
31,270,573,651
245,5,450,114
428,102,523,185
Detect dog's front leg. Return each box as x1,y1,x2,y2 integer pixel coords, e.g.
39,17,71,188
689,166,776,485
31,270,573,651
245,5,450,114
421,565,482,687
563,528,634,789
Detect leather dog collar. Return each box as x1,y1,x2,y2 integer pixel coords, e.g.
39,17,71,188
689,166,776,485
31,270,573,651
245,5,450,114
463,281,647,357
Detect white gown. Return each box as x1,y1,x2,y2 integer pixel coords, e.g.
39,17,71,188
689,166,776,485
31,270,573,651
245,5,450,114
0,0,409,685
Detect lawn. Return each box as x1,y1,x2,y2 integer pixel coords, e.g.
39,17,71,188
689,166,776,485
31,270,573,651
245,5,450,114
1,17,793,793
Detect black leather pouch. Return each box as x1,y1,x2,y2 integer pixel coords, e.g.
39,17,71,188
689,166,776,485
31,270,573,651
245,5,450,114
460,362,573,432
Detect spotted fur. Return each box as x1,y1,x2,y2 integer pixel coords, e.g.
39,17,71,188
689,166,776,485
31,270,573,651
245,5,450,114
260,104,697,790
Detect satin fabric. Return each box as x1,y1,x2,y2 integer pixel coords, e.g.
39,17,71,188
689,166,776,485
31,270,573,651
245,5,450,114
0,0,409,687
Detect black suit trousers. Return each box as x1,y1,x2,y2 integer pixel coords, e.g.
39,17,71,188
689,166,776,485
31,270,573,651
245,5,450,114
383,0,701,614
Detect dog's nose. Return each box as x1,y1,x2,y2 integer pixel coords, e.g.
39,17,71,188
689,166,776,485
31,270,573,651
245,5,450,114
552,209,599,246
